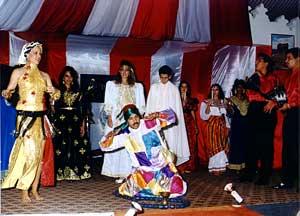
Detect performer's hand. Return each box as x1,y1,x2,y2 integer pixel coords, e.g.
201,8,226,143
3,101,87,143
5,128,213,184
107,115,113,128
263,100,277,113
207,99,214,106
1,89,14,99
47,86,55,94
105,128,120,139
144,112,159,120
105,131,115,139
279,103,290,111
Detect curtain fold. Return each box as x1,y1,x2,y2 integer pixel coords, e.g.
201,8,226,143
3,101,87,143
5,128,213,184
83,0,139,37
66,34,117,76
211,45,256,97
174,0,211,43
129,0,179,40
29,0,95,33
0,1,43,32
210,0,252,45
0,31,9,65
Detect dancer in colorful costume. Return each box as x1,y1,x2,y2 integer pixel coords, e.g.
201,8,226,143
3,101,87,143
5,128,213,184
99,104,187,198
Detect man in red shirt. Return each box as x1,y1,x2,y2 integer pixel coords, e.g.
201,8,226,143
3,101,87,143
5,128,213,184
273,47,300,191
239,52,278,185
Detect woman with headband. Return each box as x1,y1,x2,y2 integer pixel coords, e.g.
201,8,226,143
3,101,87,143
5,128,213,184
102,60,145,183
1,41,60,203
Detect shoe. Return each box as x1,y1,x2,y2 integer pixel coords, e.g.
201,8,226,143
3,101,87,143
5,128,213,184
272,182,293,189
115,177,125,184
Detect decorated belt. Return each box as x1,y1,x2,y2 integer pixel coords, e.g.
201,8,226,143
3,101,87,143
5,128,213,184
60,107,77,110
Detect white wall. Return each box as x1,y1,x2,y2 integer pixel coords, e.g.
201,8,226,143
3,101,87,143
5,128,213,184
249,3,299,47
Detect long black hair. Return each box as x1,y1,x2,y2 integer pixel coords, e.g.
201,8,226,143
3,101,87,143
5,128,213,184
179,80,191,97
231,79,246,96
207,83,225,99
58,66,80,92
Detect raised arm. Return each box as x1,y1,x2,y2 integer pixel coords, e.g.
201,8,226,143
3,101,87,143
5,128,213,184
99,128,127,152
144,108,176,129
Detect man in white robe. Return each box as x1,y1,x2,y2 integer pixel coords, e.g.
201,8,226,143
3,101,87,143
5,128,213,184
146,65,190,166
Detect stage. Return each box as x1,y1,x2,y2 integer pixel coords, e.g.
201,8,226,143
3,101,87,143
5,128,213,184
1,166,299,215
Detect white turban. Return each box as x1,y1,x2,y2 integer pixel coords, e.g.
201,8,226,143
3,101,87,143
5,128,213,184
17,41,43,65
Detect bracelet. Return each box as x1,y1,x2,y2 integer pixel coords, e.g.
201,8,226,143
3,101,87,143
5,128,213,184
51,89,61,101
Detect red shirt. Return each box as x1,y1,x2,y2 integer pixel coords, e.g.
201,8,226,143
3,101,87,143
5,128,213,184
246,73,278,102
284,67,300,108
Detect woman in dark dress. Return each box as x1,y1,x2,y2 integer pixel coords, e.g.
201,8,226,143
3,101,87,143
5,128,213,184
228,79,249,171
177,81,199,173
53,66,91,181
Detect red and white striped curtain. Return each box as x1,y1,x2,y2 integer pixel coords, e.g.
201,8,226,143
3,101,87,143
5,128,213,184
0,0,211,43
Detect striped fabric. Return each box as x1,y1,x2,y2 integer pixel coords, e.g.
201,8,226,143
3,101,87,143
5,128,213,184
0,0,210,43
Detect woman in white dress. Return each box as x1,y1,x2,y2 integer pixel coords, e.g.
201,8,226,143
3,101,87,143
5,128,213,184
200,84,230,175
102,60,145,181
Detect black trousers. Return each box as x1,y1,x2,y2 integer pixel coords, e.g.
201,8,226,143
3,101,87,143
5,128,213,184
282,107,300,186
245,101,277,178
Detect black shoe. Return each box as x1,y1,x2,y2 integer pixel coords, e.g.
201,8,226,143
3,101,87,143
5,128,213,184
272,182,293,189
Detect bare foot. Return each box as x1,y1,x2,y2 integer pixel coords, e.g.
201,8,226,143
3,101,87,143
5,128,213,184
21,191,32,204
31,191,44,201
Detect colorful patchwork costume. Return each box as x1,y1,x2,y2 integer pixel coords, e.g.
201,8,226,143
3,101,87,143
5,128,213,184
100,108,187,198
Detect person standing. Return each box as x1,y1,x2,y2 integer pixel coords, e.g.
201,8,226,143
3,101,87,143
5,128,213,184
240,52,278,185
1,41,60,203
53,66,92,181
228,79,249,171
146,65,190,166
273,47,299,190
200,84,230,175
177,81,199,173
102,60,145,181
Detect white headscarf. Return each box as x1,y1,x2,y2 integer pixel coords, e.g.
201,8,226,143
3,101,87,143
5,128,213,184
17,41,42,65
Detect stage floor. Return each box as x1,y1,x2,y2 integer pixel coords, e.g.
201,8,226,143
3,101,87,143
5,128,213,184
1,166,299,215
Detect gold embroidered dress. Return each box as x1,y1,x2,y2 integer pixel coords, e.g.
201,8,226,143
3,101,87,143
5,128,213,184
2,65,47,190
53,89,91,181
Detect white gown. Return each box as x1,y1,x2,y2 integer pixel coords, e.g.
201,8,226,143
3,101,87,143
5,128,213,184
146,81,190,165
101,81,145,178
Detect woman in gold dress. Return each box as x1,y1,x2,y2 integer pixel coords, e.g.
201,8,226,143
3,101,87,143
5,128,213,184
1,41,60,203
